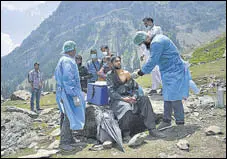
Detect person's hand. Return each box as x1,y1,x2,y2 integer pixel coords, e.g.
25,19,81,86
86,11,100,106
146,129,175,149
122,97,137,104
39,83,42,89
130,96,137,104
131,69,140,79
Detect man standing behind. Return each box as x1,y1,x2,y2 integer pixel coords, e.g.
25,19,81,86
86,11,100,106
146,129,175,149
141,17,163,95
75,55,92,93
86,49,102,83
55,40,86,151
28,62,43,113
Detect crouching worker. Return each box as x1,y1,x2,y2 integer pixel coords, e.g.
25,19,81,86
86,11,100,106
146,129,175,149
55,40,86,151
106,56,166,142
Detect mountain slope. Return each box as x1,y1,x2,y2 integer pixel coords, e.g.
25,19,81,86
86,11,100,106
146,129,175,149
1,1,226,98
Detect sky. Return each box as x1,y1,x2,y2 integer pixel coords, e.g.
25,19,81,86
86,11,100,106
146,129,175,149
1,1,61,57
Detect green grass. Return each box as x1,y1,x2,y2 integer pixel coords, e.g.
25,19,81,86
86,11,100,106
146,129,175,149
135,74,152,88
190,58,226,80
33,122,48,130
1,100,30,109
1,93,57,110
40,93,57,106
136,58,226,89
189,34,226,65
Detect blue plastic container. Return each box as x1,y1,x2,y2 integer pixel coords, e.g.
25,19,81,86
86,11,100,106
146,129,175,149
87,82,109,106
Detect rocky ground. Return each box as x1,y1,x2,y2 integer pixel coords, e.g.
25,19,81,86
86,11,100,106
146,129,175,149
1,82,226,158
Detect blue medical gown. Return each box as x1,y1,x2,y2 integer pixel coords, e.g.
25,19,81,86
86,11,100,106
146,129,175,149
55,54,86,130
141,34,190,101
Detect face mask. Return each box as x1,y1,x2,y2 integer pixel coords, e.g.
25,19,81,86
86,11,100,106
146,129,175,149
77,63,82,67
102,52,108,56
91,54,97,59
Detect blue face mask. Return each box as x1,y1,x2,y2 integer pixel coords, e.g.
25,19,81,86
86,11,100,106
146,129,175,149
91,54,97,59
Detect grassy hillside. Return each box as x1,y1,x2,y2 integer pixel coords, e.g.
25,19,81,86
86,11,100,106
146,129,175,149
189,34,226,65
1,93,57,110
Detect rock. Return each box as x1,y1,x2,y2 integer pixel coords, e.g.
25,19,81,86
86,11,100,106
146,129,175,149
158,152,167,158
198,95,215,109
89,144,104,151
4,106,38,118
1,146,7,151
47,140,60,150
1,151,5,156
176,139,190,151
223,50,226,58
205,126,223,136
19,149,59,158
10,90,31,101
34,119,43,122
193,112,199,117
39,108,56,116
38,133,46,136
41,92,50,96
28,142,38,149
128,132,147,147
103,141,112,149
50,128,60,137
1,95,4,103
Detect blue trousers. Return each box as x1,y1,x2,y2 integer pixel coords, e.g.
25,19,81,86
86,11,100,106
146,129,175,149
163,100,185,125
30,88,41,111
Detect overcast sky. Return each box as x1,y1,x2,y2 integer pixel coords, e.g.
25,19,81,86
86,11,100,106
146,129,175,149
1,1,60,57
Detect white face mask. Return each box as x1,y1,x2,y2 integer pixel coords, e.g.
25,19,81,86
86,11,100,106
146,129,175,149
102,52,108,56
91,54,97,59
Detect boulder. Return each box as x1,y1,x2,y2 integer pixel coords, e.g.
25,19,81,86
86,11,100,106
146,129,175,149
10,90,31,101
1,111,38,156
41,92,50,96
47,140,60,150
176,139,190,151
205,126,223,136
128,132,147,147
102,141,113,149
50,128,60,137
4,106,38,118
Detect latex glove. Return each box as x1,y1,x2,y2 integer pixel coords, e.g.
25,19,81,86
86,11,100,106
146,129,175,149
131,69,140,79
73,96,80,107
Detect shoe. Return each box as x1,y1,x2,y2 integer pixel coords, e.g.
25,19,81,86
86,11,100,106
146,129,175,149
157,121,172,131
148,90,157,95
59,144,76,151
149,129,166,138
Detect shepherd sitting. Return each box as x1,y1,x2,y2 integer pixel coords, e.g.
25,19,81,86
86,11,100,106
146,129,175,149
106,56,166,142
